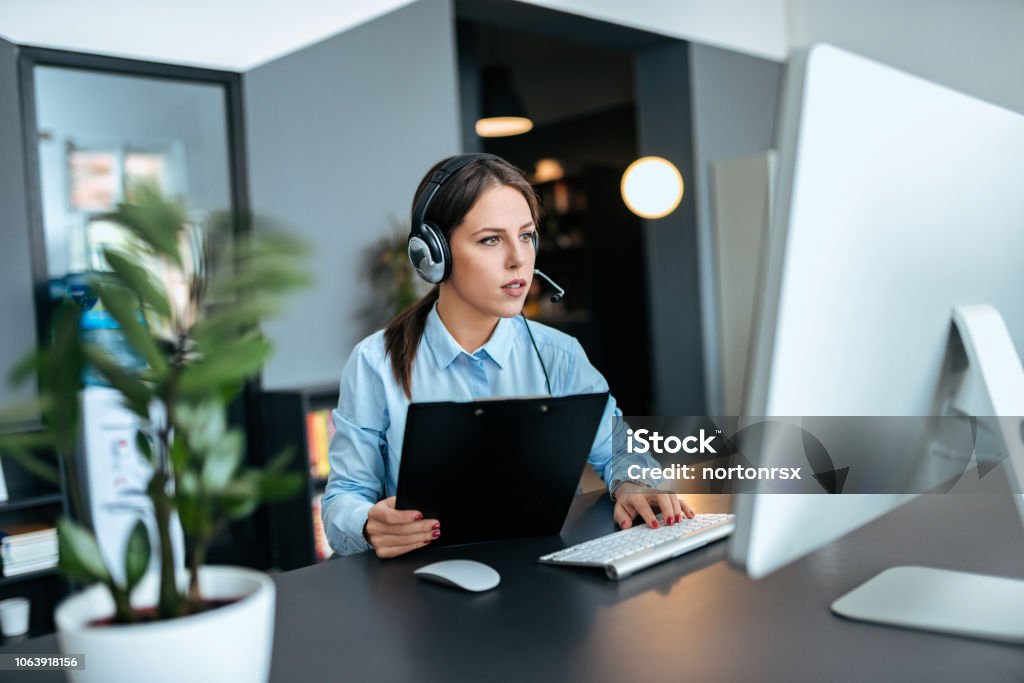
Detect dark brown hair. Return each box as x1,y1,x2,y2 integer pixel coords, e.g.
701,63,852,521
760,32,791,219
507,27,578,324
384,155,541,398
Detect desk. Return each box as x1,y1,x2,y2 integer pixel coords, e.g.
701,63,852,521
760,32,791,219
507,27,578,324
4,475,1024,681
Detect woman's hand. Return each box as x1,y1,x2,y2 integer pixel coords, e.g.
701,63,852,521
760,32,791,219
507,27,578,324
364,497,440,558
612,484,695,529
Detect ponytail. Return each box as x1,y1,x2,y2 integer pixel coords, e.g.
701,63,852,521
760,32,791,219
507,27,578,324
383,286,440,399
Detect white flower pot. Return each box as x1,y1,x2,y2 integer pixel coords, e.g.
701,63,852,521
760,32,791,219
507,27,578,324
55,565,275,683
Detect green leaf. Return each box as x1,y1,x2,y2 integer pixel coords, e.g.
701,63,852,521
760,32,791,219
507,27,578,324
235,232,309,260
169,431,190,478
103,249,172,320
107,190,185,266
201,429,243,491
176,470,200,497
123,519,151,593
257,470,304,502
0,430,54,449
46,303,85,452
176,493,200,536
217,473,260,520
0,396,50,427
134,430,154,465
208,266,311,299
177,335,272,397
83,346,152,418
58,517,111,584
191,299,278,345
173,477,212,538
175,400,225,455
94,284,168,376
219,494,259,521
7,349,42,387
265,446,296,473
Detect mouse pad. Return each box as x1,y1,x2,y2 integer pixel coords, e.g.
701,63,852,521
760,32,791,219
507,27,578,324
396,391,608,546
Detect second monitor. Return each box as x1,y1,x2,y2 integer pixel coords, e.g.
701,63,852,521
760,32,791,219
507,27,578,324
729,44,1024,642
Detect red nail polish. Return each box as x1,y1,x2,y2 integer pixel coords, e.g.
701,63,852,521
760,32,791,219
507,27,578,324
431,523,440,531
651,520,659,529
423,539,431,545
413,513,423,521
432,530,440,538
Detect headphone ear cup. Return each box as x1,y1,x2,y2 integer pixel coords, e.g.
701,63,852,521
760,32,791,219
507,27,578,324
408,222,450,284
436,224,452,281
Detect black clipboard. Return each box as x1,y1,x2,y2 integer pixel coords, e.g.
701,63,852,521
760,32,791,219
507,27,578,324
396,391,609,546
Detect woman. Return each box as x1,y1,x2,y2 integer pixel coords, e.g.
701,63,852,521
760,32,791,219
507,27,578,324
322,154,693,558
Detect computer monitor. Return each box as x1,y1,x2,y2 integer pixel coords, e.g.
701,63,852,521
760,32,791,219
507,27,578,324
728,44,1024,642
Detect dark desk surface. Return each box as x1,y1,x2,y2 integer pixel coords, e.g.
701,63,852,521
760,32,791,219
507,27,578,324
5,473,1024,682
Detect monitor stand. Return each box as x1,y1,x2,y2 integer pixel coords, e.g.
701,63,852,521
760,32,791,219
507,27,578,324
830,304,1024,644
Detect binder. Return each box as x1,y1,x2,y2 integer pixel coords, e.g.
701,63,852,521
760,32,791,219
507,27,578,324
396,391,608,546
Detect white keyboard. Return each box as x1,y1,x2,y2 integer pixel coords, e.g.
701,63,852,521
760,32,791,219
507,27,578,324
538,513,735,579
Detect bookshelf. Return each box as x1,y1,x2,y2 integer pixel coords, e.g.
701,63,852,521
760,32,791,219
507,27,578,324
260,386,339,570
0,444,69,639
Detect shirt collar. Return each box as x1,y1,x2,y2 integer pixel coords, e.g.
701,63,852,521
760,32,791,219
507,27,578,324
424,304,516,370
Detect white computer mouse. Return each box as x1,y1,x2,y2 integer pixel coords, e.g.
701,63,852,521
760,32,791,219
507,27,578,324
414,559,501,592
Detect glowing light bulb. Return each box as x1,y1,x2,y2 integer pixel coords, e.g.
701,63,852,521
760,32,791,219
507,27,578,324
621,156,684,219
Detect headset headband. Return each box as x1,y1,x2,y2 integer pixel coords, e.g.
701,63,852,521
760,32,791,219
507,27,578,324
410,153,501,233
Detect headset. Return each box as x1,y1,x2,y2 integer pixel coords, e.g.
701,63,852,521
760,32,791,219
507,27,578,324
408,153,538,283
407,153,561,395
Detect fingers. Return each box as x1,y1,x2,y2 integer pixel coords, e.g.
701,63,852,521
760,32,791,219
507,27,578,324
613,500,634,529
651,493,676,525
372,525,438,551
630,495,660,528
374,497,424,525
616,492,695,529
374,539,428,559
656,493,681,525
367,497,441,558
368,523,440,559
382,519,441,537
365,517,439,538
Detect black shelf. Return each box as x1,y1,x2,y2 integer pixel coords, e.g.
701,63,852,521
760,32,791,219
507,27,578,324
261,387,338,570
0,566,58,587
0,493,63,513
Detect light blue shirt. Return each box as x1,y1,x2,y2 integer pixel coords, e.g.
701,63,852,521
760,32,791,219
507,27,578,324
321,304,654,556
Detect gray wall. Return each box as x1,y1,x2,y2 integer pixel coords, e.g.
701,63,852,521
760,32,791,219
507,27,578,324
244,0,462,390
688,44,782,414
0,37,39,413
634,42,705,415
788,0,1024,115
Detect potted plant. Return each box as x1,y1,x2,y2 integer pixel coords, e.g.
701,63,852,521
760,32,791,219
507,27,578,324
357,217,432,335
0,185,308,683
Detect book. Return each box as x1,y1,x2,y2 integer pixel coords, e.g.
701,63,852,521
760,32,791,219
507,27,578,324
0,457,8,503
0,522,57,545
2,554,59,577
3,538,59,564
306,409,332,480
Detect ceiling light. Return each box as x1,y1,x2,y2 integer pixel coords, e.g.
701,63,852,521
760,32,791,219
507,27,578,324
476,66,533,138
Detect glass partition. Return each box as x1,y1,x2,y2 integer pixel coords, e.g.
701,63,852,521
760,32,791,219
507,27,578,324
32,65,233,287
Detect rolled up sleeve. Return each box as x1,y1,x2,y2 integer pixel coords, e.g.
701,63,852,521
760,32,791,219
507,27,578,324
562,339,661,492
321,340,389,556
